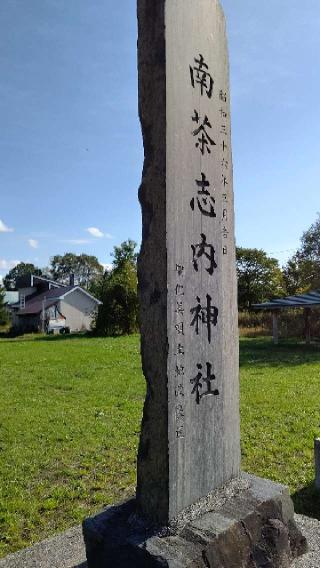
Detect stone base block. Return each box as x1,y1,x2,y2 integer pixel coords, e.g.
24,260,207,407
83,474,307,568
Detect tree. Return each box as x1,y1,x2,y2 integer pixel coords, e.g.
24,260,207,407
94,240,139,335
284,214,320,294
3,263,42,290
50,253,104,289
236,247,285,310
112,239,138,270
0,286,8,325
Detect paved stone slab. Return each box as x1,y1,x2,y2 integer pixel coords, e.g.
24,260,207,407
0,526,87,568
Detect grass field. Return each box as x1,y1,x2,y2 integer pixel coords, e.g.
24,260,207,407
0,334,320,557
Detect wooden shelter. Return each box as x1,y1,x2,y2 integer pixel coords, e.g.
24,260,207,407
253,290,320,344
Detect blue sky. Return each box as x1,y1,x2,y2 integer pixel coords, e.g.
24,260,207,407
1,0,319,281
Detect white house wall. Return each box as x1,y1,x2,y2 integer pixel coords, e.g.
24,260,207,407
58,289,98,332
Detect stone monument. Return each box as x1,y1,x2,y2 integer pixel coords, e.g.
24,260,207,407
137,0,240,526
83,1,307,566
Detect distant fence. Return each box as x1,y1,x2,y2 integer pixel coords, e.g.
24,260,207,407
239,308,320,341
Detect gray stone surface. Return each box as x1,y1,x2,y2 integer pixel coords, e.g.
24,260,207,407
294,514,320,567
137,0,240,526
83,474,307,568
0,526,87,568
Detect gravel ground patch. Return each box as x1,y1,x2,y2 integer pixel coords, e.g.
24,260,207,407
294,514,320,567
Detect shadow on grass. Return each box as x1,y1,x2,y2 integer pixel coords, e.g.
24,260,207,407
240,337,320,368
292,482,320,520
0,332,94,343
0,330,24,339
0,331,138,343
34,332,91,342
35,332,132,342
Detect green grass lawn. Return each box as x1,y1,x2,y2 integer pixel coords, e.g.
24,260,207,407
0,334,320,557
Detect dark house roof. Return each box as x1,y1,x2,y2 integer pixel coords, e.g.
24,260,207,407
15,274,66,290
253,290,320,310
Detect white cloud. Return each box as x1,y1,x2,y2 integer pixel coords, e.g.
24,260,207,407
86,227,104,238
63,238,91,245
0,259,20,270
0,219,14,233
28,239,38,249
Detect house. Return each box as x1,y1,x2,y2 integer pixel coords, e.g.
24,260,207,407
10,274,101,333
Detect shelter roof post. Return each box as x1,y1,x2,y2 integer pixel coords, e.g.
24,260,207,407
304,307,311,345
272,310,279,345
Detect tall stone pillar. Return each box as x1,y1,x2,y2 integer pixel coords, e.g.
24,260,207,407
137,0,240,525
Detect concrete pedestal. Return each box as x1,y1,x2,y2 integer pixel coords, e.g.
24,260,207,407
83,474,307,568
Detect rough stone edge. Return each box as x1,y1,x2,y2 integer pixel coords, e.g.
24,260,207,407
0,511,315,568
83,474,307,567
136,0,169,525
